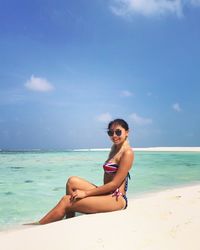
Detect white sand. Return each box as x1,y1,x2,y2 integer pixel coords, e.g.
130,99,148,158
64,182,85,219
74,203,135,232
0,184,200,250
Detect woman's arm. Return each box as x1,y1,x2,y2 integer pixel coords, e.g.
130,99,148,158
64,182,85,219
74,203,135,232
71,149,134,200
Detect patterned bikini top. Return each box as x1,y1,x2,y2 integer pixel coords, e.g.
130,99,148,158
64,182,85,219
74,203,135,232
103,161,131,192
103,161,119,174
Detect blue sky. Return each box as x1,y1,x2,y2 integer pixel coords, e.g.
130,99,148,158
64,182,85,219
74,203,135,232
0,0,200,150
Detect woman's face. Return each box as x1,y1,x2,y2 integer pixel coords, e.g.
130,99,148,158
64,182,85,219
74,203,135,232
108,124,128,146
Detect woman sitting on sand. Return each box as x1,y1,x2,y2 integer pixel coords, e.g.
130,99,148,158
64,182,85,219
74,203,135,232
32,118,134,224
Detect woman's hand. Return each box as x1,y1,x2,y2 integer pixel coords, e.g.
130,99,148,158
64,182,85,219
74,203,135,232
70,190,87,201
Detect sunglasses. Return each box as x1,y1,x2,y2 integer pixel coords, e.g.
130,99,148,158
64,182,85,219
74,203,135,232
107,129,122,137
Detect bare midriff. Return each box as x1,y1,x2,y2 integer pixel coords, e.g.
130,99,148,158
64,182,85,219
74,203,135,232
104,172,126,195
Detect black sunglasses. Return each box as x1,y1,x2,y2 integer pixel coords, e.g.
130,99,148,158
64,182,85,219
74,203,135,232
107,129,122,137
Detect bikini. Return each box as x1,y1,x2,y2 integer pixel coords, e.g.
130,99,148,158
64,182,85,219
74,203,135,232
103,161,130,209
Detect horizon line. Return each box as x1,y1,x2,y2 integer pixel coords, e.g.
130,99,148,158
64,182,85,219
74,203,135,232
1,147,200,153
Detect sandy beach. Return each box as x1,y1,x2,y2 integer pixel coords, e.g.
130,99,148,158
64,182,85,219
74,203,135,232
0,184,200,250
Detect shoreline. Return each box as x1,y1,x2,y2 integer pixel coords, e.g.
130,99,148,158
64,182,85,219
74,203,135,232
1,184,200,250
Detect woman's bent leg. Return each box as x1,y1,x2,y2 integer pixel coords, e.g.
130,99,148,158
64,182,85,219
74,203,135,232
39,176,98,222
65,176,97,218
38,194,126,225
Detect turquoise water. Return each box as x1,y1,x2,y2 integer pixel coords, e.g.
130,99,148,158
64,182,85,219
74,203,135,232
0,150,200,231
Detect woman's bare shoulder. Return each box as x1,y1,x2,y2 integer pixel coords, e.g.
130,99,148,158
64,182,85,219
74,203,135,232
125,147,134,155
122,146,134,159
118,147,134,169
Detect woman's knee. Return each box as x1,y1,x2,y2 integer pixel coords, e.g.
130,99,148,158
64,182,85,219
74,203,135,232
66,176,80,189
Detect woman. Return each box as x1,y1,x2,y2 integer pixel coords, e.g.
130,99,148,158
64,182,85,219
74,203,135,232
33,118,134,224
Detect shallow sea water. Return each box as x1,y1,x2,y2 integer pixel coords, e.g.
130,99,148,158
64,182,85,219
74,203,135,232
0,150,200,231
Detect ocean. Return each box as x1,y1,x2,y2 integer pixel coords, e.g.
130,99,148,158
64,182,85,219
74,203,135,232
0,150,200,231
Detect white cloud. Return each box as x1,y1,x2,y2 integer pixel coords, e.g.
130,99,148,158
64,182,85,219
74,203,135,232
121,90,133,97
172,102,182,112
110,0,183,18
129,113,153,125
96,113,112,123
25,75,54,92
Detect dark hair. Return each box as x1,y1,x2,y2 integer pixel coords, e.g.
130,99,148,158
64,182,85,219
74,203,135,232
108,119,129,131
